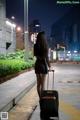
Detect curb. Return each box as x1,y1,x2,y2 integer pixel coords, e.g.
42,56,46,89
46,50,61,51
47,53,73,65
0,81,36,113
0,68,33,84
28,105,38,120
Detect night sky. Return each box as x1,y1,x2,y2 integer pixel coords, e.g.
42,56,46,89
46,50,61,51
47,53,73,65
6,0,79,36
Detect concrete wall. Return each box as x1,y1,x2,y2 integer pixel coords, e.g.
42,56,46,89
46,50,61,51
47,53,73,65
0,0,16,55
0,0,6,18
0,0,6,54
5,21,16,54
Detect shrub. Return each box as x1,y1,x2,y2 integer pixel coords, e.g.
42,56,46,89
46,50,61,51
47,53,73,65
0,50,35,77
0,59,35,77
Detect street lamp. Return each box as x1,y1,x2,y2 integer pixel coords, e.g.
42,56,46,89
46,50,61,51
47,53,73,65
11,16,15,20
35,24,40,27
17,26,22,32
24,0,30,60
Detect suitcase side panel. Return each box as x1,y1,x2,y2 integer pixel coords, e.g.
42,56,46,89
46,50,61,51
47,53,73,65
40,90,59,117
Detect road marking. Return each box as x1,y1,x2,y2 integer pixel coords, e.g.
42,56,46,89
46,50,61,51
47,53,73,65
59,88,80,94
60,101,80,120
59,80,80,84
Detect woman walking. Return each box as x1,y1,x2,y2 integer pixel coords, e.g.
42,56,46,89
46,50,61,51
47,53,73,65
34,31,50,98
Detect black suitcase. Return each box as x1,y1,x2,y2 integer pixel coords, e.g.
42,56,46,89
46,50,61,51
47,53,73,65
40,70,59,120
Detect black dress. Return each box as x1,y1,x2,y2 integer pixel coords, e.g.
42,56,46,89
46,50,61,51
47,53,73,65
34,44,48,74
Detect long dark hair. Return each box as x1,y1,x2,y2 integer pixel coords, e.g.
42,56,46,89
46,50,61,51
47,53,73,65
35,31,48,57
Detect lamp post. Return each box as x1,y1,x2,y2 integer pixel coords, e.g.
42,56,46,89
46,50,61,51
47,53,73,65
24,0,30,60
11,16,15,20
17,26,21,32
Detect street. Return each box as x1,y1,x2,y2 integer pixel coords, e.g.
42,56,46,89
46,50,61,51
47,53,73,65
30,64,80,120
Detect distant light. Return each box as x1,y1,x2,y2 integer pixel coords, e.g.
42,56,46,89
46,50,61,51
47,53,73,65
68,51,71,54
25,31,28,34
11,16,15,20
6,20,16,28
67,53,71,56
17,27,21,31
31,33,37,43
36,33,38,35
35,24,40,27
74,50,77,53
53,51,57,60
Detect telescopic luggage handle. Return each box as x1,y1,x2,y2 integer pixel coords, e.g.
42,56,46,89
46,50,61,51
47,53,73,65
47,69,55,90
48,69,55,72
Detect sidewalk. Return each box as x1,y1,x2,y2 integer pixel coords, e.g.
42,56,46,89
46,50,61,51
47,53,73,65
0,70,36,112
8,86,38,120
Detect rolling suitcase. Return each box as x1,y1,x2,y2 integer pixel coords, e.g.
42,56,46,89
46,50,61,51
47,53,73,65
40,70,59,120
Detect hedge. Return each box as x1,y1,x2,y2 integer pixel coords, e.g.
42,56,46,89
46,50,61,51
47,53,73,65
0,50,34,60
0,59,35,77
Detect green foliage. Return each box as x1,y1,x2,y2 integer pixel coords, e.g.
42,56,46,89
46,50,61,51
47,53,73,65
0,50,34,60
0,54,7,59
0,59,35,77
0,50,35,77
0,50,25,60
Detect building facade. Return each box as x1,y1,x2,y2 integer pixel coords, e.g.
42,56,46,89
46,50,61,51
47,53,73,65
5,19,16,53
0,0,16,55
0,0,6,54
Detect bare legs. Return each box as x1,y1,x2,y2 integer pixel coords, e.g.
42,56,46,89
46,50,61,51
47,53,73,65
36,74,41,98
36,74,46,98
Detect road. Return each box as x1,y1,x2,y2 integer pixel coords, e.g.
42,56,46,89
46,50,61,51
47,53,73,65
30,64,80,120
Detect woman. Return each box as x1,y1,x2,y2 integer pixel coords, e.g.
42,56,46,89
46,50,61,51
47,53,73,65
34,31,50,98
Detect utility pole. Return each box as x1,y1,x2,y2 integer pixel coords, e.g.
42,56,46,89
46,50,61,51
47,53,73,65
24,0,30,60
